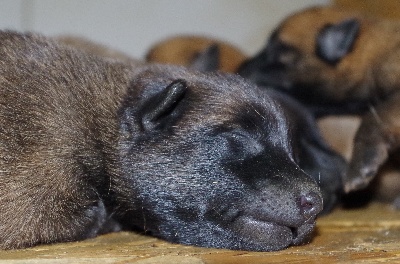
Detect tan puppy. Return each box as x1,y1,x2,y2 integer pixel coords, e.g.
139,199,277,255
238,6,400,197
146,35,247,73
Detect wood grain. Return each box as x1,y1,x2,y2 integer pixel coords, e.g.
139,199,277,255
0,203,399,263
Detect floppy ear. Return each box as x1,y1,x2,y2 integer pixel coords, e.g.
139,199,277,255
142,79,188,131
316,18,360,65
189,44,220,72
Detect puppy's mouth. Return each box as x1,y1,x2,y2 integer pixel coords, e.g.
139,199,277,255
232,215,316,251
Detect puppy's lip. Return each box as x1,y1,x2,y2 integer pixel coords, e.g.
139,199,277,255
233,215,317,249
291,222,316,246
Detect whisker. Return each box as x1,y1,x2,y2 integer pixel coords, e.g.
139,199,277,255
107,174,112,196
368,104,384,126
251,106,266,121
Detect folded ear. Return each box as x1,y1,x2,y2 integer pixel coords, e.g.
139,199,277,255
189,44,220,72
142,79,188,131
316,18,360,65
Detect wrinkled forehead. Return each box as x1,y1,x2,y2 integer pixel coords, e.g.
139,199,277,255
229,89,292,148
188,76,292,149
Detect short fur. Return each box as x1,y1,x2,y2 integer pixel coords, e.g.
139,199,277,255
145,34,346,213
238,6,400,197
56,35,140,64
146,35,247,73
0,31,322,251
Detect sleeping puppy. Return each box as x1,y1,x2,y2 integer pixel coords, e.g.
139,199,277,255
0,31,322,251
237,6,376,117
146,35,346,213
238,6,400,197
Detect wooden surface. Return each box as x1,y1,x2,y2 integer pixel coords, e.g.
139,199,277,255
0,203,399,263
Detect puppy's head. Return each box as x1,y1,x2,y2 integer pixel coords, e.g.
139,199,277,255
115,65,323,251
239,6,385,116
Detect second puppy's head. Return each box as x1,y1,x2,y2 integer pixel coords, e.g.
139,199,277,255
239,6,390,116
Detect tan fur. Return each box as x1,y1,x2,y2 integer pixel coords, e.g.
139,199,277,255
272,6,400,196
146,35,247,73
277,6,400,101
335,0,400,20
0,31,140,249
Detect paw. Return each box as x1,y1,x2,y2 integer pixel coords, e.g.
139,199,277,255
344,141,388,193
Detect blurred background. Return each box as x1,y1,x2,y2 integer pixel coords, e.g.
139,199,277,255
0,0,330,58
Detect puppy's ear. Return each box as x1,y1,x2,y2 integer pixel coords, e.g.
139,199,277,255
142,79,188,131
189,44,220,72
316,18,360,65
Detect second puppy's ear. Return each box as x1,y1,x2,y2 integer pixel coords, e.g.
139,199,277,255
316,18,360,65
189,44,220,72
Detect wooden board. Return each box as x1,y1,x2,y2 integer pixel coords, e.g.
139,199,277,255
0,203,399,263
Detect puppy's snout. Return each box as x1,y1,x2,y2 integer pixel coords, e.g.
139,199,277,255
299,192,323,220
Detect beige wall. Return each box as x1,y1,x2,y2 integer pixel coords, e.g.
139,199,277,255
0,0,329,58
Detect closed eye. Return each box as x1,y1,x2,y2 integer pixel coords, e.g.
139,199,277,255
223,129,264,158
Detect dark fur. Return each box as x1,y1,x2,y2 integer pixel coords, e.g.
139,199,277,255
0,31,322,251
145,35,345,213
238,6,400,198
269,91,344,213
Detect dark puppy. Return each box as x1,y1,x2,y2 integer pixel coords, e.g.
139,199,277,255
146,35,346,213
238,6,400,198
0,31,322,251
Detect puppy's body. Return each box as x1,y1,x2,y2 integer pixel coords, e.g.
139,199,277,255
56,35,140,64
0,31,134,249
0,31,322,251
239,6,400,196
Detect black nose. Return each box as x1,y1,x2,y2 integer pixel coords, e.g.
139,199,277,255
299,192,323,220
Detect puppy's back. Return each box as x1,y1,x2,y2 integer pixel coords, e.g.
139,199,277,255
0,31,133,249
